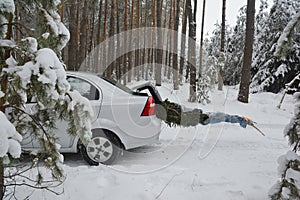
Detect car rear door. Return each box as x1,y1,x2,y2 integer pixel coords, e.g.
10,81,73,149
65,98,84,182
31,76,102,149
49,76,102,149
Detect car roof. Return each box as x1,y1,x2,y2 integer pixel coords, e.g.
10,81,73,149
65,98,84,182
66,71,101,82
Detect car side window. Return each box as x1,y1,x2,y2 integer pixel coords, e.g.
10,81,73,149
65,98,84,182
67,76,100,100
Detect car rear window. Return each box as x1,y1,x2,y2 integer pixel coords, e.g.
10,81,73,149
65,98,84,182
101,76,134,94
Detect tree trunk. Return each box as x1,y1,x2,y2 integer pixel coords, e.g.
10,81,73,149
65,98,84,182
116,0,121,81
180,0,188,83
88,1,96,71
107,0,116,78
167,0,174,80
67,0,78,71
151,0,156,78
155,0,163,86
128,0,135,83
173,0,180,90
238,0,256,103
95,0,103,73
135,0,141,81
78,0,89,68
188,0,197,102
199,0,206,78
218,0,226,91
102,0,108,74
162,2,168,78
122,0,128,85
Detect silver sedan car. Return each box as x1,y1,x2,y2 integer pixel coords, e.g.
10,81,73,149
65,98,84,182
22,72,162,165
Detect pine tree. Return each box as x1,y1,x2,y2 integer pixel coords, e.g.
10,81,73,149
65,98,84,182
0,0,92,198
269,92,300,200
251,0,300,93
224,6,246,86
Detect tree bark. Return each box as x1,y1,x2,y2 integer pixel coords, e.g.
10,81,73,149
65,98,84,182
173,0,180,90
102,0,108,74
188,0,197,102
78,0,89,69
167,0,174,80
135,0,141,81
128,0,135,83
122,0,128,85
95,0,103,73
180,0,188,82
67,0,78,71
199,0,206,78
218,0,226,91
107,0,116,78
155,0,163,86
238,0,256,103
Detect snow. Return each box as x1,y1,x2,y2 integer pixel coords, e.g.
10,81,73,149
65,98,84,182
0,39,16,48
0,111,22,158
41,8,70,50
42,32,50,39
5,48,70,102
11,83,294,200
274,11,300,57
67,90,93,144
22,37,38,53
0,91,4,98
0,0,15,14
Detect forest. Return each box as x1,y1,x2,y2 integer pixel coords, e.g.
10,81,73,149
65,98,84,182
0,0,300,199
5,0,299,102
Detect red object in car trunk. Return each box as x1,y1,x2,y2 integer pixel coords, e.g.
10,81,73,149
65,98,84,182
141,96,156,116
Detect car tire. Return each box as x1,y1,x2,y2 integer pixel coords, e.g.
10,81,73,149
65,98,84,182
80,130,123,166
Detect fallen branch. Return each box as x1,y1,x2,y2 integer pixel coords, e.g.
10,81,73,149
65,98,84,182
155,171,183,199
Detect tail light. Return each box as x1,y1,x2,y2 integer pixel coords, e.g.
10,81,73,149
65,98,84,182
141,96,156,116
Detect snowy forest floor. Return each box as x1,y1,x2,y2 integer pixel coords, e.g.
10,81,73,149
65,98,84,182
13,83,294,200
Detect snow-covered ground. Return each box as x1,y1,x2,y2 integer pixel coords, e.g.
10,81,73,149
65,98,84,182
13,83,294,200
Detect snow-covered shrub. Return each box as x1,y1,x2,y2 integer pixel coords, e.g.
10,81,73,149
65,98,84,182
269,92,300,199
0,0,92,197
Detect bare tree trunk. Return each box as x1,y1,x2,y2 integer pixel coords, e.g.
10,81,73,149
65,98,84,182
96,0,103,73
102,0,108,74
151,0,156,77
78,0,89,68
218,0,226,91
116,0,121,81
107,0,116,78
180,0,187,83
123,0,128,85
135,0,141,81
88,1,96,71
188,0,197,102
128,0,135,83
162,2,168,78
167,0,174,80
199,0,206,78
173,0,180,90
238,0,256,103
68,0,78,71
155,0,163,86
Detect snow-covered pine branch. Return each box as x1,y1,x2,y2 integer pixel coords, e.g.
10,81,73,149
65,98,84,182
0,0,93,198
0,111,22,159
274,11,300,57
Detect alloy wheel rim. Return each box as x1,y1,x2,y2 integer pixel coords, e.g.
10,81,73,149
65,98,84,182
87,137,113,163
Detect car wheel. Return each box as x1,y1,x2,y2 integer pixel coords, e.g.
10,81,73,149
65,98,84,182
80,131,122,165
